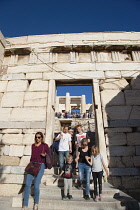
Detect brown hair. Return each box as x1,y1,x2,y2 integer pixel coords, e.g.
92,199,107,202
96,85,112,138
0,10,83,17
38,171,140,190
81,138,88,146
91,145,99,156
76,124,83,134
75,124,82,128
63,125,69,129
34,132,45,144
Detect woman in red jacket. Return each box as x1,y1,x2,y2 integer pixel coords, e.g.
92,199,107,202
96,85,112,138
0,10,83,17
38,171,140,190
22,132,49,210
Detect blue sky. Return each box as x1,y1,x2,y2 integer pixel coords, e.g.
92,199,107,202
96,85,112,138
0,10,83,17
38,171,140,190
0,0,140,103
57,86,92,104
0,0,140,37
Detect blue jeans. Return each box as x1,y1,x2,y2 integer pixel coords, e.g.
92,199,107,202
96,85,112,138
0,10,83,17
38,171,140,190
78,162,91,195
23,163,45,206
59,151,69,172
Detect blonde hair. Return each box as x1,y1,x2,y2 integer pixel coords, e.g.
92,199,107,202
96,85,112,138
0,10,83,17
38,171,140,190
91,145,99,156
66,155,73,162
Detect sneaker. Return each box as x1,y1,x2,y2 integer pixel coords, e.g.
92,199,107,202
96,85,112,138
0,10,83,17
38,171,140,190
84,195,90,200
68,195,73,200
63,195,68,200
99,194,103,201
33,204,38,210
94,196,99,202
77,184,82,190
21,207,28,210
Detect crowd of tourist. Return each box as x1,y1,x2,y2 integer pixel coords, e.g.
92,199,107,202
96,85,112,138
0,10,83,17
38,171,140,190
55,111,94,119
22,125,108,210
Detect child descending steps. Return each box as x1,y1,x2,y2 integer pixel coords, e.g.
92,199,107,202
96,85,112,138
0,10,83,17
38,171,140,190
59,155,74,200
85,145,109,202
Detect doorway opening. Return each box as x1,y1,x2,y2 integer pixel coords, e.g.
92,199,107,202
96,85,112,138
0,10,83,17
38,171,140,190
54,80,96,148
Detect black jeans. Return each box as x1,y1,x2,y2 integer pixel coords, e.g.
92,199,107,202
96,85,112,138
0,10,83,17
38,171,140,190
92,170,103,196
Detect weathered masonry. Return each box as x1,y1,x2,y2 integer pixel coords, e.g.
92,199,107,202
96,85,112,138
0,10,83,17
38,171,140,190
0,31,140,200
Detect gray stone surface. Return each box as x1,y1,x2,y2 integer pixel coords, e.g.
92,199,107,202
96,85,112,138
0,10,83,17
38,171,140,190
100,78,129,90
101,90,125,107
1,73,25,80
122,176,140,189
110,168,140,176
9,145,24,157
10,166,25,174
108,120,140,127
0,121,31,128
133,156,140,167
0,81,8,92
2,134,23,145
136,146,140,155
19,156,30,166
106,106,132,120
121,156,134,168
131,77,140,89
11,108,46,122
104,127,132,133
105,133,127,146
3,145,10,155
30,122,46,128
6,80,28,92
130,106,140,119
26,72,42,80
28,80,49,91
1,92,24,107
127,133,140,145
107,146,135,156
0,108,12,121
0,166,11,174
1,129,22,134
124,90,140,105
108,157,125,168
0,156,20,166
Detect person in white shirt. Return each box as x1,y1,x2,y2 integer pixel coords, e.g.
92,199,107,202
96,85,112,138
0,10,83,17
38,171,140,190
75,125,90,157
55,126,72,172
85,145,108,202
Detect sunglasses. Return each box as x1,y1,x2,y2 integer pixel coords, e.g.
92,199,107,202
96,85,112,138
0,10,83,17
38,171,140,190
82,144,87,146
35,136,41,139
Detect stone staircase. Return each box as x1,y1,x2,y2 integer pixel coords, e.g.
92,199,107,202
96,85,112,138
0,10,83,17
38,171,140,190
11,182,140,210
10,167,140,210
54,117,95,133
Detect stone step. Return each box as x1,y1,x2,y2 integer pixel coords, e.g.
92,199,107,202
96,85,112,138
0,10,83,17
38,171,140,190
12,196,125,210
12,183,139,209
44,176,107,187
39,183,119,197
24,184,120,199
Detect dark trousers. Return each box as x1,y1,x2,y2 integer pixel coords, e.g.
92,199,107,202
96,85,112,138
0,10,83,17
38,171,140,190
92,171,103,196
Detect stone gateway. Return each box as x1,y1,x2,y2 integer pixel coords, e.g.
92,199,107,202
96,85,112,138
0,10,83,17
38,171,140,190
0,31,140,204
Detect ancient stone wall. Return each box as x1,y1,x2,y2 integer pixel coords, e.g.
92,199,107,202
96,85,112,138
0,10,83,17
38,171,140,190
100,77,140,200
0,32,140,199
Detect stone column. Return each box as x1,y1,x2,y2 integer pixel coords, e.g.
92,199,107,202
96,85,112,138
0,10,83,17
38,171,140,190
55,97,59,113
81,95,86,113
92,79,108,167
65,92,71,112
45,79,56,145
